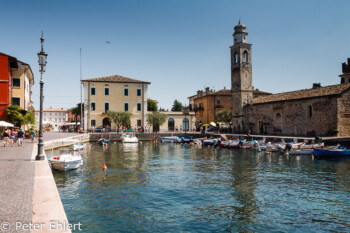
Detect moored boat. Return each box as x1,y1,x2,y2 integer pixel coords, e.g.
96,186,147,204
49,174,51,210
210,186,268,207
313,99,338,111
98,138,110,145
123,132,138,143
176,136,193,143
71,143,85,151
159,136,178,143
313,146,350,157
49,153,83,171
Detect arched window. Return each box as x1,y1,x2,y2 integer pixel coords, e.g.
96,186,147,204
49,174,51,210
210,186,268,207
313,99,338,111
243,50,248,63
183,118,189,131
234,52,238,64
275,113,282,123
168,118,174,131
102,117,111,128
308,106,312,117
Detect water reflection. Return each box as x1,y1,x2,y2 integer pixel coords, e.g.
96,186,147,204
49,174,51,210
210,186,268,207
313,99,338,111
48,143,350,232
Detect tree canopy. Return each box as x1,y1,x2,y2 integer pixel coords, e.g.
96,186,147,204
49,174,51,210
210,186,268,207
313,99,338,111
107,110,131,131
6,105,35,128
146,112,167,133
147,99,158,111
216,109,232,126
171,99,183,112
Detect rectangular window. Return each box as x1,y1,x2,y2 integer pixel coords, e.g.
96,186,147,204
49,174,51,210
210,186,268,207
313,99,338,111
137,88,141,96
105,102,109,112
91,87,96,95
12,78,20,87
105,87,109,96
124,88,129,96
137,103,141,111
137,119,141,127
124,103,129,111
91,120,96,127
12,97,20,106
91,102,96,111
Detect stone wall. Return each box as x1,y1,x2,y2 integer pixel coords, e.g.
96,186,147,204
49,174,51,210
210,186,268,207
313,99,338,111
89,132,199,141
338,89,350,136
244,96,339,136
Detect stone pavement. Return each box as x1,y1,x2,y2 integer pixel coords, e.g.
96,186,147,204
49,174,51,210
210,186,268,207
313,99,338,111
0,132,79,233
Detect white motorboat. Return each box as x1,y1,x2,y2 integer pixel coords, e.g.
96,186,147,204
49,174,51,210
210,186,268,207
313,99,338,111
123,134,139,143
159,136,178,142
71,143,85,151
49,153,83,171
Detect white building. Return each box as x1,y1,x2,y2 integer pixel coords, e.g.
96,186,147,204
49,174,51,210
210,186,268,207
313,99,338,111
35,107,68,131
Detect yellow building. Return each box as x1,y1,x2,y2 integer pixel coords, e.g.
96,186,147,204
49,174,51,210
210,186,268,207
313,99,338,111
11,61,34,110
157,111,196,132
82,75,150,131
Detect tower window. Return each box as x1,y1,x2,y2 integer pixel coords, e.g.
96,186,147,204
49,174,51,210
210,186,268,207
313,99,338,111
308,106,312,117
234,52,238,64
244,50,248,63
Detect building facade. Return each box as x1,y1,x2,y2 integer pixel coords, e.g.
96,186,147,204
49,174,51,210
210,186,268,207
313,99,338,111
82,75,150,131
230,21,350,136
192,87,232,124
11,61,34,111
34,107,68,131
0,53,34,120
158,111,196,132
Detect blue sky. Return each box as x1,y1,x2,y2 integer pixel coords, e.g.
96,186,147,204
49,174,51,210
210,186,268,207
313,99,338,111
1,0,349,110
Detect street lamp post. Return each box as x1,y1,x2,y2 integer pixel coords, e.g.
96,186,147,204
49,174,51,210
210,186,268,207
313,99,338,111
36,32,48,161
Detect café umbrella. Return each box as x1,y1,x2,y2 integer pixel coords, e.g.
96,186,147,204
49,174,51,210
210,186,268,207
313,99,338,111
0,121,14,127
210,122,216,127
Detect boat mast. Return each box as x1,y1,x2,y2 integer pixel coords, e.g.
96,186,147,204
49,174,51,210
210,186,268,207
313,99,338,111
80,48,83,131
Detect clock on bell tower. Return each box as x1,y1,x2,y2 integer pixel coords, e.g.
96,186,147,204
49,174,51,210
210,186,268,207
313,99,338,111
230,20,253,131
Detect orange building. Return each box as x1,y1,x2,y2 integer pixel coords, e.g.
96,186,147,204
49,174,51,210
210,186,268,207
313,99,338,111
0,52,34,121
192,87,232,124
191,87,271,124
0,53,15,120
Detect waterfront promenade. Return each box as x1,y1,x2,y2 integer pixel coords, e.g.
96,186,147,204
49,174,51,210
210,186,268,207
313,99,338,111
0,132,78,233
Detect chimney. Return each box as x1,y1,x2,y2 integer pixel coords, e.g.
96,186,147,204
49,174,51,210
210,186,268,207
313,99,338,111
205,87,210,94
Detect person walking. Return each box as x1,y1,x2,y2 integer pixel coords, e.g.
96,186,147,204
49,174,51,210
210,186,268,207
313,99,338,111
2,128,9,147
30,129,36,143
17,128,24,146
10,129,16,147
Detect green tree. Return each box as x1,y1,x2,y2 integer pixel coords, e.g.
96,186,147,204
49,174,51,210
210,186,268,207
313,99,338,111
147,98,158,111
216,109,232,127
146,112,167,133
23,111,35,129
6,105,25,127
107,110,131,132
71,103,83,123
171,100,183,112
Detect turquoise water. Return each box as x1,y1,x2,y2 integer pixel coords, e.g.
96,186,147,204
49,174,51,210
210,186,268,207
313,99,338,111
50,142,350,232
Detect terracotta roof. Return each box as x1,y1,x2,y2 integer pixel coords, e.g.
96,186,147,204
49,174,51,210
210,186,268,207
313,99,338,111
35,108,67,112
253,83,350,104
253,89,271,95
82,74,151,84
209,89,232,96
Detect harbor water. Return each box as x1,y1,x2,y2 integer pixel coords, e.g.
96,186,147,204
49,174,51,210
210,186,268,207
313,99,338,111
49,142,350,232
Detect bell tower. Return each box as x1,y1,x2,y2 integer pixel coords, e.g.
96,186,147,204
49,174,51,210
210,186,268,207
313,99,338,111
230,20,253,132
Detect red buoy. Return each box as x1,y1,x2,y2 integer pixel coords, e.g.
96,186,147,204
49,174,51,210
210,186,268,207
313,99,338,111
102,163,107,170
